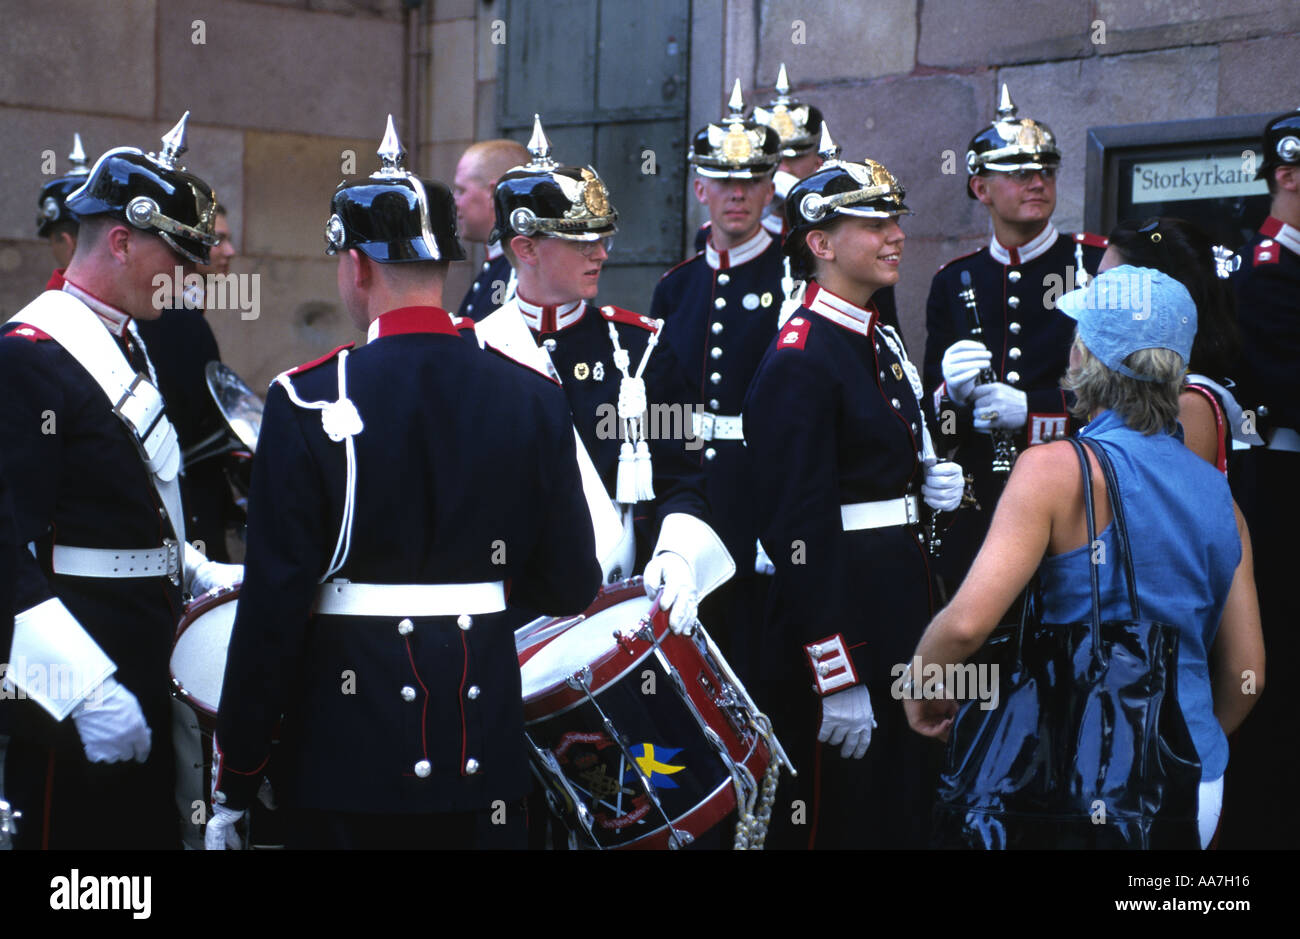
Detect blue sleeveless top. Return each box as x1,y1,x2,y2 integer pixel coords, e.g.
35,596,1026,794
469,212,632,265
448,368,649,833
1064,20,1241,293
1039,410,1240,780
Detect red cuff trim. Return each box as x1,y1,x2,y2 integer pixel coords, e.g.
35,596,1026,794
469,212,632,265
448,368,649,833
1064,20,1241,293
1028,412,1069,445
803,633,859,696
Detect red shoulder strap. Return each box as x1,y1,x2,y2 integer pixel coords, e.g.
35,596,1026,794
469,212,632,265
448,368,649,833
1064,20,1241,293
1073,231,1109,249
777,315,812,351
3,324,54,343
287,342,354,375
599,305,659,333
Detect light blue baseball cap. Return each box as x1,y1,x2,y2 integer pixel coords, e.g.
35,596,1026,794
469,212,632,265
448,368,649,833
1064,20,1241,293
1056,264,1196,381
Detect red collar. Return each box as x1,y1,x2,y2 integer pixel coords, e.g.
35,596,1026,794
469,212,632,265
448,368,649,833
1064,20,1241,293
803,281,877,336
515,294,585,335
1261,216,1300,255
46,268,67,290
61,278,133,337
366,306,459,343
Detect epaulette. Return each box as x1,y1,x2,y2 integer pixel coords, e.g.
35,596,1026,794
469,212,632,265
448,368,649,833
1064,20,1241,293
658,252,703,281
935,247,982,273
1073,231,1108,249
1255,239,1280,265
600,305,660,333
2,324,53,343
776,315,812,351
484,343,561,386
285,343,354,376
451,315,477,335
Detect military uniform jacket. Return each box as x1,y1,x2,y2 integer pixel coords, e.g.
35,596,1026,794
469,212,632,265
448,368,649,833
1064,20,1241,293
650,229,784,568
456,244,513,322
743,282,934,688
1232,216,1300,431
923,224,1104,577
214,306,600,814
0,287,183,757
496,296,710,567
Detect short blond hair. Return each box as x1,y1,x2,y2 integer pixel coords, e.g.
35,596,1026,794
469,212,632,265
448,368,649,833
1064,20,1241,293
1062,334,1185,434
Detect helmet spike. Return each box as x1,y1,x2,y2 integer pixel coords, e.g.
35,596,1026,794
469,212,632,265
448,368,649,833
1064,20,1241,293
727,78,745,118
996,83,1017,120
68,133,89,176
775,63,791,100
526,113,557,169
817,121,841,163
156,111,190,170
376,114,406,176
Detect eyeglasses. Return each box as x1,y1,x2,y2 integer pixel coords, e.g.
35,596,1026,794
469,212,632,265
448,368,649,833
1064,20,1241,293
565,236,614,258
1005,167,1056,183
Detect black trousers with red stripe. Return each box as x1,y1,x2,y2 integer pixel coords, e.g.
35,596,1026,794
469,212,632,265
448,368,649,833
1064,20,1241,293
758,677,941,850
4,722,177,850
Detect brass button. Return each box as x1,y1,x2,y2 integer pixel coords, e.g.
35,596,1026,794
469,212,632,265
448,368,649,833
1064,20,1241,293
414,760,431,778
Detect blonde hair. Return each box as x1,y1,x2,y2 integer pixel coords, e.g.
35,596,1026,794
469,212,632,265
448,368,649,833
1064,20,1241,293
1061,335,1185,434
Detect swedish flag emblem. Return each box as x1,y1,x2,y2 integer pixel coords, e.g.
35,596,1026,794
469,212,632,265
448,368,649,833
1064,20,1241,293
623,743,686,789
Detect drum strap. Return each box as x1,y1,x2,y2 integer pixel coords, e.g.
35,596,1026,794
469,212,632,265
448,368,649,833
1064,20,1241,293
274,351,363,581
9,291,187,554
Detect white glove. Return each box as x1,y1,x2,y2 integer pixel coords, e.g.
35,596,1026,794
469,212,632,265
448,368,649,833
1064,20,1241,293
204,804,245,850
643,551,698,634
941,340,992,406
190,559,243,596
818,685,876,760
971,382,1028,431
754,538,776,576
71,675,152,763
922,460,964,512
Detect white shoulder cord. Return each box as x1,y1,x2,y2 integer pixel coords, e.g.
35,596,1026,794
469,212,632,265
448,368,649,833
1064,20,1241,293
274,351,364,581
605,313,662,504
877,322,938,466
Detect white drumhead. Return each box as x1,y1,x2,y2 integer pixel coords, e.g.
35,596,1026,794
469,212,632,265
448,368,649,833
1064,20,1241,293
519,594,652,699
171,600,238,711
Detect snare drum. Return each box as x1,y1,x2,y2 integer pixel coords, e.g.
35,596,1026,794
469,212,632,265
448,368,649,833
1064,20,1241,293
519,579,776,849
171,585,241,727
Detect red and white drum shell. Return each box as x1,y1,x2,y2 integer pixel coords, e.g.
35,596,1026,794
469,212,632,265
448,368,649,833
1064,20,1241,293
518,578,771,849
170,585,240,729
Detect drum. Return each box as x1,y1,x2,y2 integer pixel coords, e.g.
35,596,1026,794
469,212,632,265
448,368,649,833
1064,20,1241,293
171,585,240,728
518,578,786,849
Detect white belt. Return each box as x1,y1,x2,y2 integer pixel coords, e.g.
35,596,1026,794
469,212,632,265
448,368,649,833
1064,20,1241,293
1267,427,1300,452
841,495,920,531
52,540,181,582
315,580,507,617
693,411,745,442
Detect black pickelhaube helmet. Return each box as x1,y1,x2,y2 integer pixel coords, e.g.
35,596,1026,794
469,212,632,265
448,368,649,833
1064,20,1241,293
964,84,1061,199
325,116,465,263
783,123,911,278
1257,107,1300,180
492,115,619,244
64,113,220,264
750,64,825,159
688,79,782,179
36,133,91,238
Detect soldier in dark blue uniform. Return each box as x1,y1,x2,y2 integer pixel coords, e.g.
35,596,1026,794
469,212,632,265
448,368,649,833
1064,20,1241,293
1,115,241,849
1220,108,1300,849
476,118,733,635
923,85,1105,592
743,131,964,849
453,139,529,320
207,118,600,850
35,133,90,270
648,84,784,674
690,72,900,332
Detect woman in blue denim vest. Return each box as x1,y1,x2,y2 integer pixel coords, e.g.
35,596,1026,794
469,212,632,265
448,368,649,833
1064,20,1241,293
905,265,1264,849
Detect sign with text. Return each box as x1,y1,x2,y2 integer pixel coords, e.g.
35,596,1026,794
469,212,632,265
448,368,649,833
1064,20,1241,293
1131,155,1268,204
